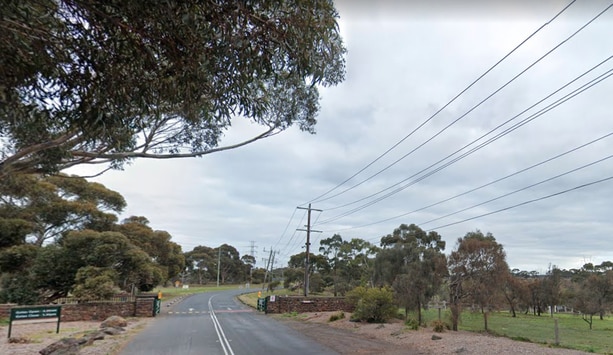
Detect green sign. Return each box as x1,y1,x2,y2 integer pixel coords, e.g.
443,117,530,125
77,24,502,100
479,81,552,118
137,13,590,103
11,306,60,320
8,306,62,338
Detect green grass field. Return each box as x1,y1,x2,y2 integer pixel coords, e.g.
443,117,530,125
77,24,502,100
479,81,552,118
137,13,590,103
411,308,613,354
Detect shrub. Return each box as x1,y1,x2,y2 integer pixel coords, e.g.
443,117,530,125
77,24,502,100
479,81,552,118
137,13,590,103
405,318,420,330
430,319,449,333
267,280,280,292
346,286,367,307
329,311,345,322
347,286,396,323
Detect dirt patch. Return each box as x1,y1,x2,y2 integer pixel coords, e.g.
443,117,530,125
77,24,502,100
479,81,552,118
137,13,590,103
0,317,155,355
277,312,592,355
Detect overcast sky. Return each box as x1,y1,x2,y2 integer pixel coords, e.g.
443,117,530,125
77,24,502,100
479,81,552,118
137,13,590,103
72,0,613,273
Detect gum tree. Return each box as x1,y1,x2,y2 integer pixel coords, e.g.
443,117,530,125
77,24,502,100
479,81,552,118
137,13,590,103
375,224,447,325
448,230,509,331
1,0,346,178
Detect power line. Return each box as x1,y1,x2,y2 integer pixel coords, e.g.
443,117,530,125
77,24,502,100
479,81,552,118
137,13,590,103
272,207,298,250
325,130,613,233
315,65,613,225
277,209,307,258
308,2,610,207
323,57,612,213
426,175,613,231
419,153,613,226
302,0,578,206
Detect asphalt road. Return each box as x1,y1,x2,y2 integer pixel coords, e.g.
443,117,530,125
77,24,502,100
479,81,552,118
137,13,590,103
119,289,338,355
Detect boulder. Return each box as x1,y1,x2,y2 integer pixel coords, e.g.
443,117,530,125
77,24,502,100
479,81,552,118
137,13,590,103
102,327,123,336
39,338,81,355
100,315,127,328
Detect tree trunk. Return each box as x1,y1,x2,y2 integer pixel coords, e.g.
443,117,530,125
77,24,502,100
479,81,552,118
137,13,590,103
483,311,488,331
333,267,338,297
417,300,422,326
450,303,460,331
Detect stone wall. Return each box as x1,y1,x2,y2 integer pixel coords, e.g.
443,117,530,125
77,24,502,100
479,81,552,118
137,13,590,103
264,296,353,314
0,298,155,321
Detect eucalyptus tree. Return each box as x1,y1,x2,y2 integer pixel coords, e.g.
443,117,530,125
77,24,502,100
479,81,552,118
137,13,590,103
184,245,218,284
319,235,378,296
571,262,613,324
0,173,125,246
319,234,344,296
374,224,447,325
184,244,247,284
1,0,346,178
115,216,185,283
448,230,509,331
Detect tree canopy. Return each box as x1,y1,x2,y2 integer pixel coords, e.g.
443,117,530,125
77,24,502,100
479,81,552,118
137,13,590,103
0,173,125,246
0,0,346,178
0,174,184,304
375,224,447,325
448,230,509,331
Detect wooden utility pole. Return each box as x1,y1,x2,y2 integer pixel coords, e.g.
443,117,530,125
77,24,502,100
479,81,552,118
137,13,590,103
297,204,322,297
216,246,221,287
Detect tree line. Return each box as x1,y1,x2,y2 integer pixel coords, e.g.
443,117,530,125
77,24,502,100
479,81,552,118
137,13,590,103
1,173,611,332
0,174,187,303
0,173,268,304
282,224,613,330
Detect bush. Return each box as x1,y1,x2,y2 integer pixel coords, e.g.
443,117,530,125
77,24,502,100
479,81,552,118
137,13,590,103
405,318,420,330
267,280,280,292
347,286,396,323
329,311,345,322
346,286,367,307
430,319,449,333
309,273,325,293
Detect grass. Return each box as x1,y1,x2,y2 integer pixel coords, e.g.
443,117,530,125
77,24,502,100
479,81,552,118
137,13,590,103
156,284,242,302
236,287,295,308
406,308,613,354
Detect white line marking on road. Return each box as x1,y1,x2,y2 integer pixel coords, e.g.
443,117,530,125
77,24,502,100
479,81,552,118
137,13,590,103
209,296,234,355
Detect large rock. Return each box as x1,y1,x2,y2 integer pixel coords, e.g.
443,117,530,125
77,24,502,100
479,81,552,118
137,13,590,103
39,338,81,355
100,315,127,328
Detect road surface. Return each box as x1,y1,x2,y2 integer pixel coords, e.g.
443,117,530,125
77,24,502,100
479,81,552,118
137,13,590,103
119,289,338,355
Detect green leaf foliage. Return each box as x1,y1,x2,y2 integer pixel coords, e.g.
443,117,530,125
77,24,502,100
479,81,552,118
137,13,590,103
1,0,346,177
0,174,125,245
347,286,397,323
72,266,120,300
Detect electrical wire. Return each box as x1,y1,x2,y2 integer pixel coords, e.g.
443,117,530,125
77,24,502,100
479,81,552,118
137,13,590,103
418,153,613,226
315,66,613,225
302,0,579,206
325,130,613,233
324,57,612,212
272,208,298,250
311,4,610,208
426,175,613,231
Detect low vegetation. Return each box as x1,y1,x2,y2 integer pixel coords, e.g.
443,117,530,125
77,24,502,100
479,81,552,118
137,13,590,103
347,286,397,323
396,308,613,354
328,311,345,322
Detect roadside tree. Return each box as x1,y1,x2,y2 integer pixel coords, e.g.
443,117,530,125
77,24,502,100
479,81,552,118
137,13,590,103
116,216,185,282
375,224,447,325
448,230,509,331
1,0,346,178
0,174,125,246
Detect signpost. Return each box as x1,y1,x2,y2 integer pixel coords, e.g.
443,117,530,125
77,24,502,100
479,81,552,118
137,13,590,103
8,306,62,338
